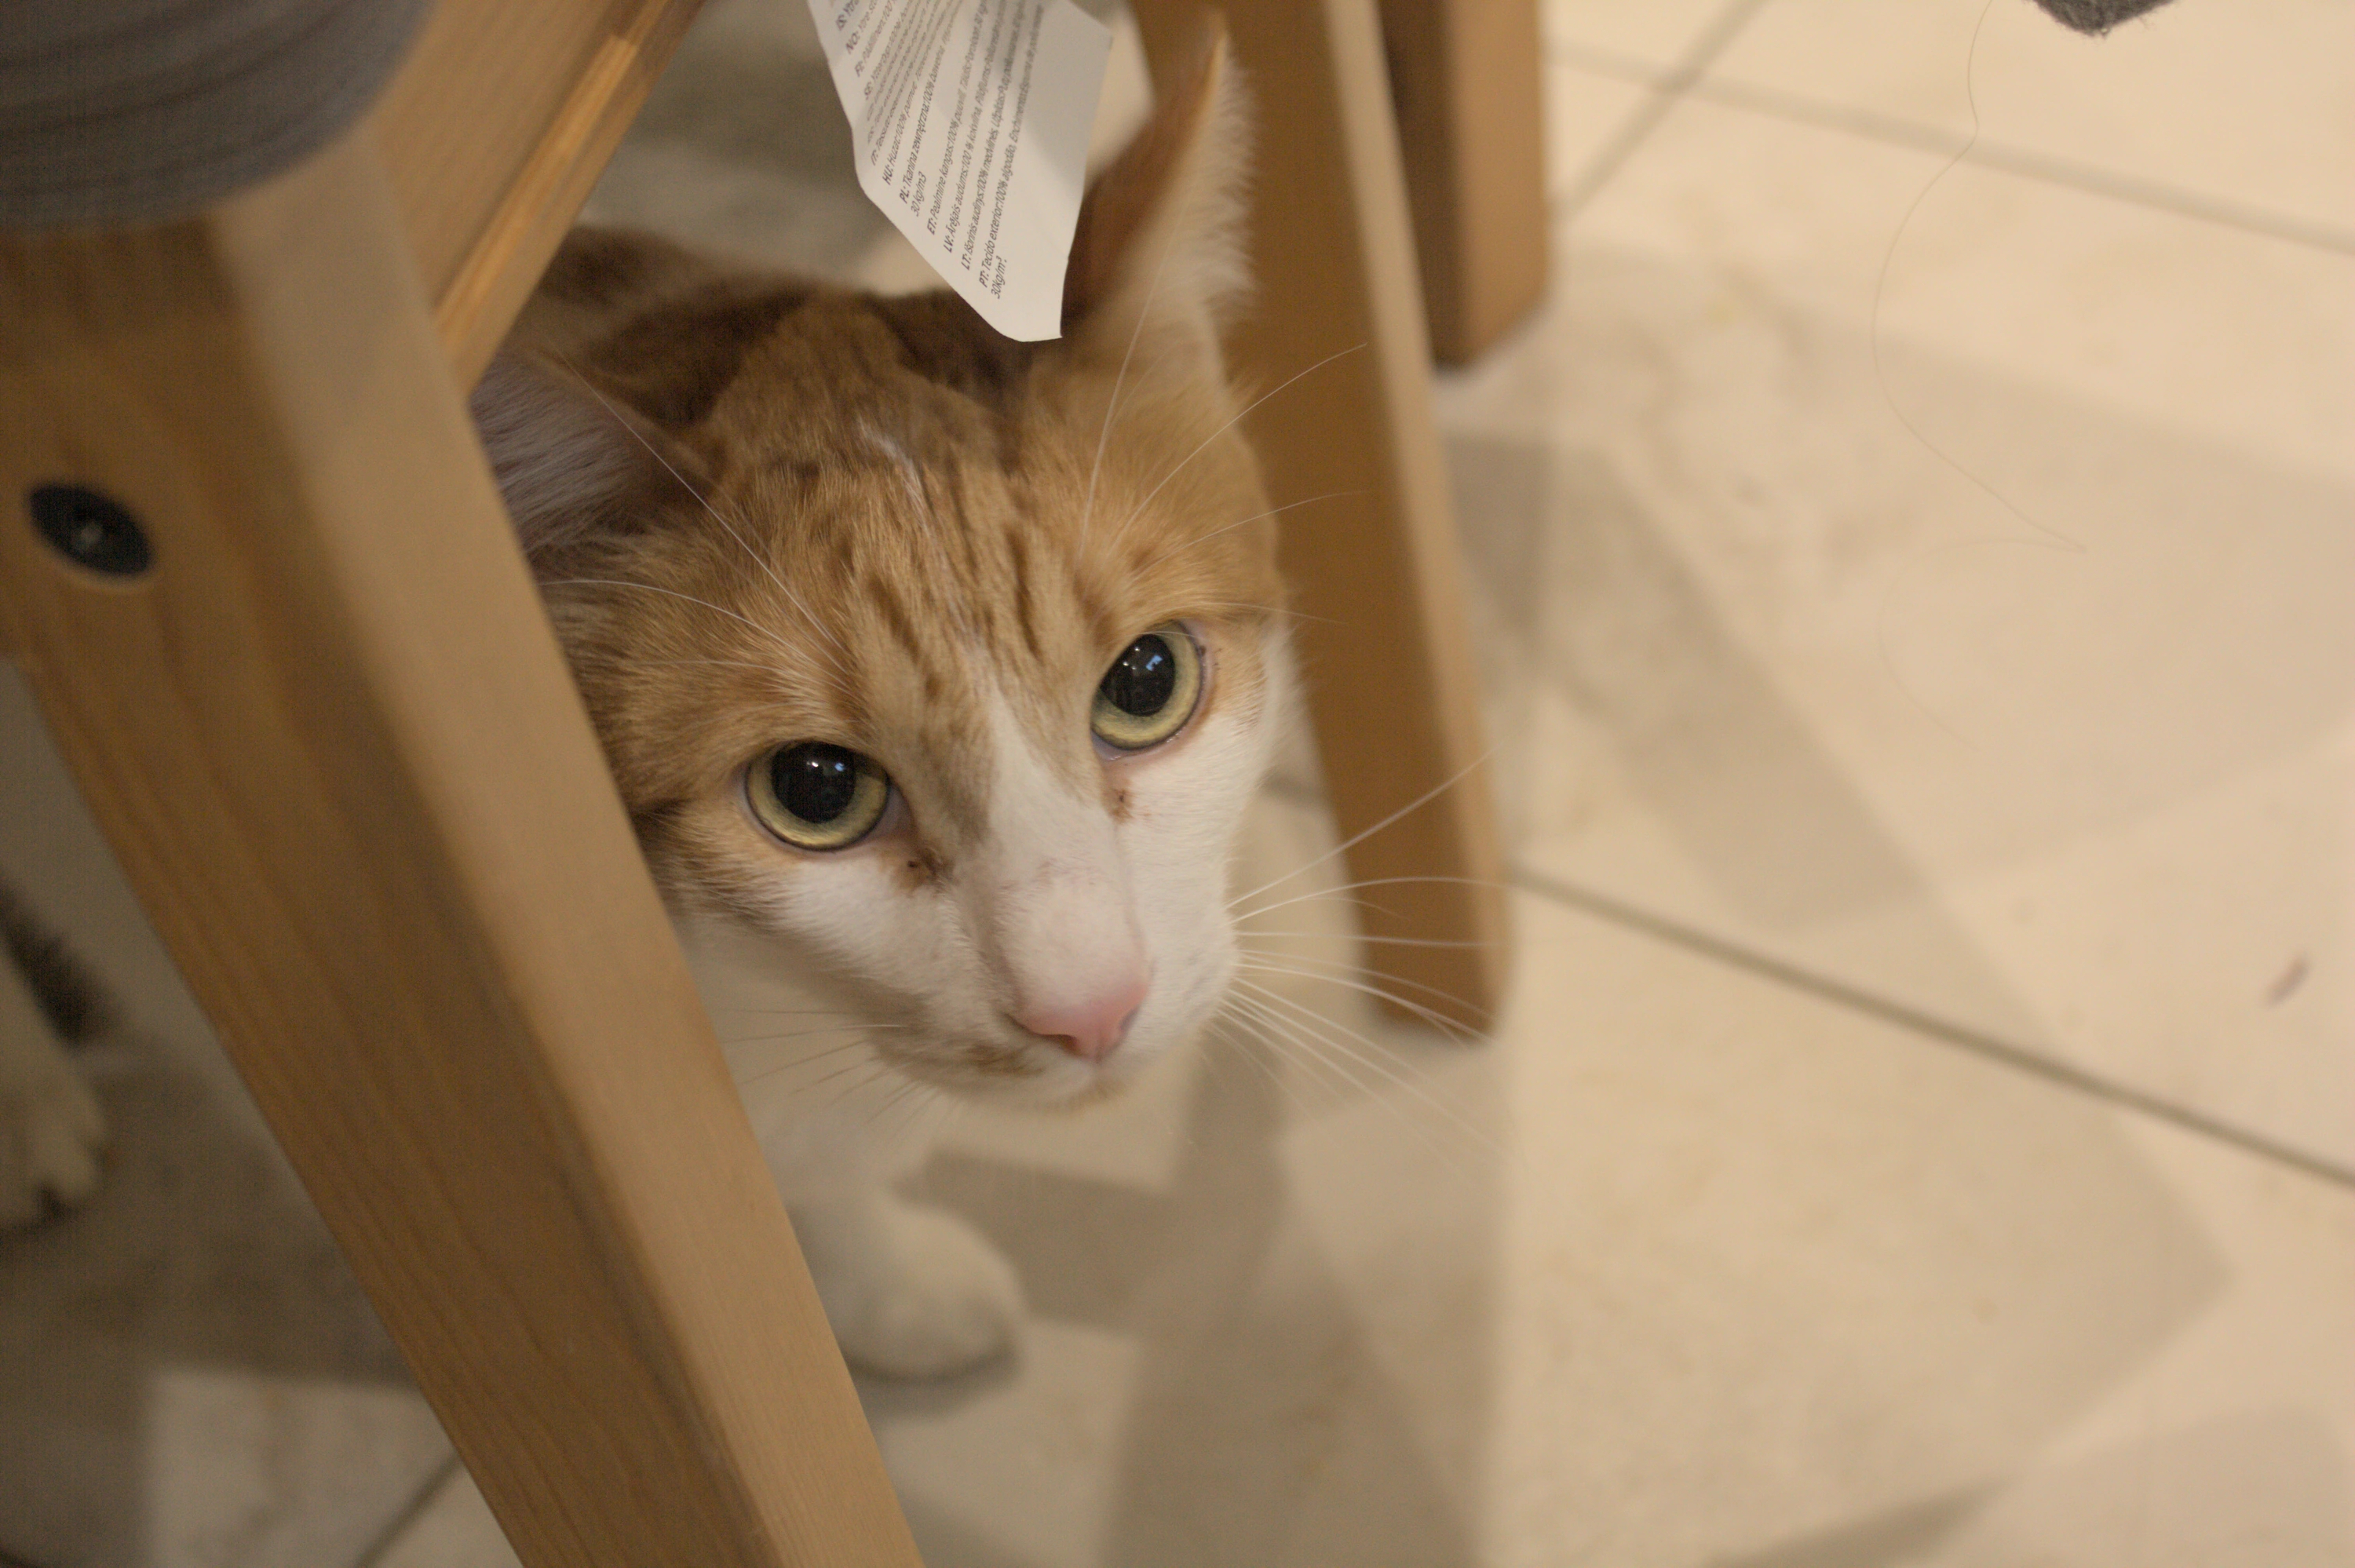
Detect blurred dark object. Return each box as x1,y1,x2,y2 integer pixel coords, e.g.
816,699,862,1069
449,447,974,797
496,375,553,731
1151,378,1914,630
2032,0,2176,35
0,0,426,227
0,878,109,1043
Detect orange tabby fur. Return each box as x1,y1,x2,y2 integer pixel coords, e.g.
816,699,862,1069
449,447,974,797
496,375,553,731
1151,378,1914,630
470,27,1280,1376
487,30,1276,972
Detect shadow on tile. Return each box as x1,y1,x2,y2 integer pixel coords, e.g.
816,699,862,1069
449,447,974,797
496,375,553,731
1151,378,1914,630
910,1016,1499,1566
1940,1409,2353,1567
1443,239,2353,1162
1450,420,2063,1074
1487,892,2238,1563
1713,1412,2353,1568
891,1500,1050,1568
1103,1036,1490,1566
1707,1486,1993,1568
1451,246,2353,888
0,1034,444,1568
1455,426,1937,928
1950,1403,2355,1563
1,668,447,1568
911,1156,1174,1334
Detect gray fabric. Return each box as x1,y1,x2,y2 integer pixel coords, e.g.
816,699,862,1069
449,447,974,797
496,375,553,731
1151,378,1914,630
0,0,428,228
2030,0,2177,35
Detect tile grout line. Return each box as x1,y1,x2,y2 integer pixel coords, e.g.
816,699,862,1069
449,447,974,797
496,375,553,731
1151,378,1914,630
1250,777,2351,1188
1545,43,2355,257
1543,39,1685,90
351,1451,465,1568
1550,0,1779,226
1509,861,2355,1193
1689,74,2355,256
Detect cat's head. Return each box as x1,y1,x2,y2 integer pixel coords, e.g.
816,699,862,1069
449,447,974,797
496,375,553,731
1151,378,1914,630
473,30,1283,1107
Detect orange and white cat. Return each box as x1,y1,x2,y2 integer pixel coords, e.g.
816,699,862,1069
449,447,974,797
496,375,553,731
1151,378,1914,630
467,31,1283,1376
0,30,1279,1381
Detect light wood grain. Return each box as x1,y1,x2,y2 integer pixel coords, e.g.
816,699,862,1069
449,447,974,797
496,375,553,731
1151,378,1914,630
1132,0,1513,1027
1378,0,1550,362
374,0,707,383
0,130,920,1568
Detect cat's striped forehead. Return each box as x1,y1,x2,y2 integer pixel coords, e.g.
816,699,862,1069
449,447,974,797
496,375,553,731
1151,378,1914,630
493,32,1269,906
531,270,1281,885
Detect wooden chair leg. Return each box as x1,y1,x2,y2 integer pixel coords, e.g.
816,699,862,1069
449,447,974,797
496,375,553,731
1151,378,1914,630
0,129,918,1568
1132,0,1513,1029
372,0,710,385
1378,0,1550,363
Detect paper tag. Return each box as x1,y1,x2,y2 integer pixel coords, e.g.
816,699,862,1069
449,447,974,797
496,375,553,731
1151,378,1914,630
807,0,1112,341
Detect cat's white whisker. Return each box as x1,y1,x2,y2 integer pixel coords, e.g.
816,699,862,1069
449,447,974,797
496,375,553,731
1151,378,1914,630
1105,341,1365,551
1235,963,1484,1056
1235,892,1393,924
1232,970,1471,1078
721,1041,887,1074
755,1040,890,1085
1135,489,1364,575
889,1083,951,1144
1221,993,1358,1108
625,657,802,679
1206,1008,1324,1122
731,1035,887,1088
1190,1025,1239,1096
1232,978,1484,1122
552,351,856,680
717,1023,881,1045
805,1061,900,1118
1225,749,1496,914
1237,936,1489,985
1078,200,1184,552
706,1004,905,1019
860,1074,937,1137
1192,599,1345,628
1235,951,1486,1034
1232,873,1510,928
1236,928,1498,949
725,1036,874,1063
537,577,815,669
1219,990,1478,1183
1230,979,1498,1170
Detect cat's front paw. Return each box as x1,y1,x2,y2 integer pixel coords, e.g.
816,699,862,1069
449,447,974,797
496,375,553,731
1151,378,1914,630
0,1046,104,1228
818,1203,1023,1380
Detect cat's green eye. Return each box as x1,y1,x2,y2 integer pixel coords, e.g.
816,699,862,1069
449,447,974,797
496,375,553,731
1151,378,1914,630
750,742,890,850
1092,624,1202,751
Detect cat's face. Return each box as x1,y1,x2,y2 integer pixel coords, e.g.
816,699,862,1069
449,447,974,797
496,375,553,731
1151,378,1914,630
477,41,1279,1107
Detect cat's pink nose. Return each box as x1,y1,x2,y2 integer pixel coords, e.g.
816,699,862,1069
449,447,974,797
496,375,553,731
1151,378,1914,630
1016,972,1148,1063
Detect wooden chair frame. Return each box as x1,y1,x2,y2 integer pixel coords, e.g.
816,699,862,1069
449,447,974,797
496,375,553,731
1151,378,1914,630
0,1,1526,1559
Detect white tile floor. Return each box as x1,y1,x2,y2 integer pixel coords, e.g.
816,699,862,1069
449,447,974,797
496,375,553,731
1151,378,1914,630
1465,0,2355,1178
2,0,2349,1563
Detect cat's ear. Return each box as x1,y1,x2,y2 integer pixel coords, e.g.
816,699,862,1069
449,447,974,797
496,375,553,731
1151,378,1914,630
1059,19,1251,374
470,349,703,570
